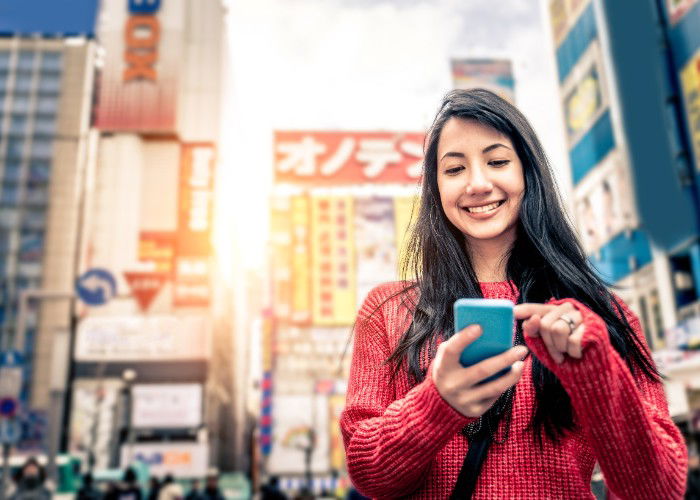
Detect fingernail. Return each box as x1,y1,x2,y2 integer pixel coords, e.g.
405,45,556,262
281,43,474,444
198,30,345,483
514,345,528,357
512,360,524,371
468,325,482,335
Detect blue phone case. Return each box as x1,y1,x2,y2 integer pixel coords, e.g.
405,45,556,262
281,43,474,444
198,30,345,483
454,298,514,383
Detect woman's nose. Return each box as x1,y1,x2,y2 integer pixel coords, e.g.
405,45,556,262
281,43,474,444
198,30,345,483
466,167,493,195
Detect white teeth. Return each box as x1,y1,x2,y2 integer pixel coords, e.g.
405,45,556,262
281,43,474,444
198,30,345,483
466,201,502,213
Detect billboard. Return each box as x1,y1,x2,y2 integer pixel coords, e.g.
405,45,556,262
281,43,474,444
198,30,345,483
74,315,211,362
95,0,185,132
291,195,311,324
122,442,208,477
681,49,700,172
131,383,202,428
355,197,397,306
274,131,424,185
562,42,608,147
267,395,330,475
450,59,515,103
270,196,293,320
174,144,215,307
138,231,175,273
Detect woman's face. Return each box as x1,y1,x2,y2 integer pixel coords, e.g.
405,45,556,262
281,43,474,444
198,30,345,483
436,117,525,250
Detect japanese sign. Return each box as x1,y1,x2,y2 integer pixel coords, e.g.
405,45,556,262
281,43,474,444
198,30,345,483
274,131,424,185
270,196,293,320
310,196,356,325
291,196,311,324
139,232,174,273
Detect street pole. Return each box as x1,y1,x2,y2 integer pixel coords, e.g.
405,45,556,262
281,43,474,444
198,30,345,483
0,443,9,500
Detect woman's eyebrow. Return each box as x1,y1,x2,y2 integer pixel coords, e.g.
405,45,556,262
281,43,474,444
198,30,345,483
482,143,511,153
439,151,465,162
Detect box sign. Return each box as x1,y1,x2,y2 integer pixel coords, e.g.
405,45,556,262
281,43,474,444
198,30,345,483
274,131,424,185
95,0,184,132
121,442,208,477
74,315,210,361
131,383,202,428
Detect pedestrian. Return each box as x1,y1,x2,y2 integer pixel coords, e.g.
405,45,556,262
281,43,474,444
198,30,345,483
157,474,184,500
146,477,161,500
260,475,287,500
184,479,203,500
200,474,225,500
106,467,142,500
77,472,103,500
9,456,51,500
340,88,688,498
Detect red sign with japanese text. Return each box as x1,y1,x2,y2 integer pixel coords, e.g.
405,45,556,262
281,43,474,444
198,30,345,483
274,131,425,185
177,144,214,257
124,271,167,312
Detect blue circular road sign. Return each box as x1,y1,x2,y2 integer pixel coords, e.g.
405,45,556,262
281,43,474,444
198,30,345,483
75,268,117,306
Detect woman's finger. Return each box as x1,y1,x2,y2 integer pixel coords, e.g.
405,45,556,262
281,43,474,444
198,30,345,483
540,305,572,354
566,324,586,359
523,314,541,338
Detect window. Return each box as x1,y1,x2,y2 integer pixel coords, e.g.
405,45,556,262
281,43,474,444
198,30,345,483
19,230,43,262
30,139,52,160
25,183,49,206
37,74,61,94
9,114,27,135
6,138,25,159
18,51,35,71
0,52,10,71
35,96,58,114
0,207,19,228
11,96,30,113
1,183,20,204
40,52,62,72
2,161,23,182
21,208,46,229
28,161,50,182
14,72,33,94
33,115,55,136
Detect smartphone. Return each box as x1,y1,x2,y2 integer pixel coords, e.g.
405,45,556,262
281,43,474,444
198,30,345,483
453,298,515,383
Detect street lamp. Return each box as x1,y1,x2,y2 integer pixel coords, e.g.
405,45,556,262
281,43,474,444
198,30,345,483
118,369,137,468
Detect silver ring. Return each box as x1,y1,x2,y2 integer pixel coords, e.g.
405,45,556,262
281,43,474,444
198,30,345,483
557,314,576,334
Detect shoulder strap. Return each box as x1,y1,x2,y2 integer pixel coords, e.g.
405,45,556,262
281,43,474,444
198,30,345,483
449,431,493,500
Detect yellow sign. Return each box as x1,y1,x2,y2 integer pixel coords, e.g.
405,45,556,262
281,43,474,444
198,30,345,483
291,195,311,324
393,195,419,279
681,50,700,172
311,196,356,325
270,196,292,320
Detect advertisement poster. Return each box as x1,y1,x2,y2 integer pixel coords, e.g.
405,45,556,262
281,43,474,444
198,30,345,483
131,384,202,429
274,131,424,185
291,195,311,324
393,195,419,278
450,59,515,104
122,442,208,477
95,0,185,132
355,197,397,306
267,395,330,475
681,49,700,172
270,196,293,320
563,44,607,146
68,379,122,470
310,196,356,326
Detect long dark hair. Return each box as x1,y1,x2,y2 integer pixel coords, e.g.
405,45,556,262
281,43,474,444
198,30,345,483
387,88,659,444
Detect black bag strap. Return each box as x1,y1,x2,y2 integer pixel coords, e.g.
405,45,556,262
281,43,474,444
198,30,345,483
449,431,493,500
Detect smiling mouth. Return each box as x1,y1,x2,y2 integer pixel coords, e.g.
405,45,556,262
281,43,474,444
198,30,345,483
463,200,505,214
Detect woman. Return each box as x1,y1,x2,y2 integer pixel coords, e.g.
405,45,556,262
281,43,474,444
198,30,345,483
340,88,687,499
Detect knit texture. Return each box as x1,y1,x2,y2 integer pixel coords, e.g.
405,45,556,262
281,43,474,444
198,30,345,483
340,281,688,499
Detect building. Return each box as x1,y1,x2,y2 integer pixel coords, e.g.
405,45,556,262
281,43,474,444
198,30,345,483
0,19,99,456
65,0,233,475
545,0,700,441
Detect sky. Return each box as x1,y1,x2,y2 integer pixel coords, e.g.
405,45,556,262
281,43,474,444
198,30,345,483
219,0,570,272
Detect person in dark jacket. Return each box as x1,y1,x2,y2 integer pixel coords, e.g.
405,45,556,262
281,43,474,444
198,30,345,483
10,457,52,500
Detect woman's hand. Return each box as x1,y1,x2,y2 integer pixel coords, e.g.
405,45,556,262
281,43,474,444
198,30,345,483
514,302,584,364
432,325,527,418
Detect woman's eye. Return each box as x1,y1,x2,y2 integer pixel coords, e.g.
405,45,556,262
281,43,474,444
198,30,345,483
489,160,510,168
445,166,464,175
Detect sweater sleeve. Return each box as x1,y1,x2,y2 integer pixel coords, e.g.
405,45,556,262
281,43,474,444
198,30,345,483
524,297,688,500
340,285,472,499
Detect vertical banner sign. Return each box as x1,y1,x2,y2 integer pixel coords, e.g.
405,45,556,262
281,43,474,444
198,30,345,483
328,394,346,471
393,196,419,278
95,0,185,132
681,50,700,172
451,59,515,104
174,144,214,308
260,312,275,456
311,196,355,326
270,196,292,320
355,197,397,306
291,196,311,324
138,232,174,272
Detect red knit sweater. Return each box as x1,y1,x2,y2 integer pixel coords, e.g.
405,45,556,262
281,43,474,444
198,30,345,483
340,281,688,499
